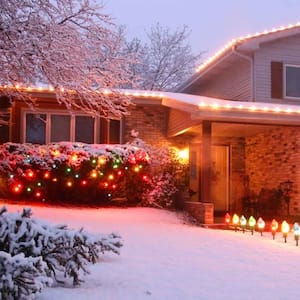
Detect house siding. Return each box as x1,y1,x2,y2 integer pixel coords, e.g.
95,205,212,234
254,33,300,103
245,127,300,215
167,108,199,137
187,57,251,101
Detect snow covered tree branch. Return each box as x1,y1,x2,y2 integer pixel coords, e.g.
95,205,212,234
125,23,202,91
0,0,136,123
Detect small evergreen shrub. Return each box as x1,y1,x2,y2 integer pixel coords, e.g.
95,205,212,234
0,207,123,298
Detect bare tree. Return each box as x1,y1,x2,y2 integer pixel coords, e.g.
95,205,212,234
0,0,136,123
125,23,202,91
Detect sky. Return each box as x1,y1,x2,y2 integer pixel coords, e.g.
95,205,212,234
105,0,300,60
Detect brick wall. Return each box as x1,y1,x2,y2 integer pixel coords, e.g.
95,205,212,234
245,127,300,215
124,104,170,146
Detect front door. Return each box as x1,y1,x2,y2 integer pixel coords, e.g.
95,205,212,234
189,144,229,211
211,145,229,212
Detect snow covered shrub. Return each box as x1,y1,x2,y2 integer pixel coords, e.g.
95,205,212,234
129,131,189,209
0,207,123,287
0,142,150,204
0,251,51,300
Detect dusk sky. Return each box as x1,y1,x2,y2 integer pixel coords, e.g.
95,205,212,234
106,0,300,60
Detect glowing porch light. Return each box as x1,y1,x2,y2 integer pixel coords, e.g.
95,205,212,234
177,148,189,163
232,214,239,231
240,215,247,233
294,222,300,246
281,221,290,243
271,219,279,240
257,217,265,236
248,216,256,235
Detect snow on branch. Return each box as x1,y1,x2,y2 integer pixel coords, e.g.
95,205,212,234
0,0,136,121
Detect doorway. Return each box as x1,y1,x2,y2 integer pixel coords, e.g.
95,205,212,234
189,144,230,211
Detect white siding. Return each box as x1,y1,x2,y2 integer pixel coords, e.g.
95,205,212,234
255,33,300,103
189,57,251,101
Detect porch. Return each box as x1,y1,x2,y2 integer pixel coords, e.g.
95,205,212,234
162,93,300,223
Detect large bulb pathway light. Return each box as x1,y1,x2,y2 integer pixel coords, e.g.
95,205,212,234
294,222,300,246
281,221,290,243
271,219,279,240
257,217,265,236
248,216,256,235
240,215,247,233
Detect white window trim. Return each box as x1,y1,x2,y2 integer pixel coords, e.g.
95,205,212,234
283,63,300,100
22,109,99,144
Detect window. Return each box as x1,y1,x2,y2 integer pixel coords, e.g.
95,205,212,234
23,111,122,144
75,116,94,144
284,64,300,98
25,114,46,144
50,115,70,142
109,119,121,144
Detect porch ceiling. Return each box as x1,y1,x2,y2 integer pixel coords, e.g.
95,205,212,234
186,123,282,137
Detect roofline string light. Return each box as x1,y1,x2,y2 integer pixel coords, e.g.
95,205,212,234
197,100,300,115
0,85,164,99
196,22,300,72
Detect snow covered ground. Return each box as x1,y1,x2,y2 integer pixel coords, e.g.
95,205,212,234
2,203,300,300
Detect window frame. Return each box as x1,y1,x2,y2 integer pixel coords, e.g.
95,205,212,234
283,63,300,99
22,109,123,144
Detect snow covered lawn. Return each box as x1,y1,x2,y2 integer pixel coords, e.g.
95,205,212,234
2,203,300,300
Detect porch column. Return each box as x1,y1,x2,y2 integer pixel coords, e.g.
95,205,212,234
200,120,212,203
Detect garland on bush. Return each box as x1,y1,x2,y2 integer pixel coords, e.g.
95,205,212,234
0,142,150,203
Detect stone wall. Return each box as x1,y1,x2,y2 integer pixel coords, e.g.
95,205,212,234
245,127,300,215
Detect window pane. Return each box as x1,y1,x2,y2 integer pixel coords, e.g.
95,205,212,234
75,116,94,143
51,115,70,142
286,66,300,97
109,119,121,144
26,113,46,144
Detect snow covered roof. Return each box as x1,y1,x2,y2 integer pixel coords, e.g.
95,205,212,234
161,92,300,126
3,85,300,126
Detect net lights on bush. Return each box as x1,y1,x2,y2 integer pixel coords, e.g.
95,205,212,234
5,143,151,202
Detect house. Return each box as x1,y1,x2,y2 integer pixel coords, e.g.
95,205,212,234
2,23,300,223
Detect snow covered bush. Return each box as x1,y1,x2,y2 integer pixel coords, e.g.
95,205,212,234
0,206,123,294
129,131,189,209
0,142,150,204
0,252,51,300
